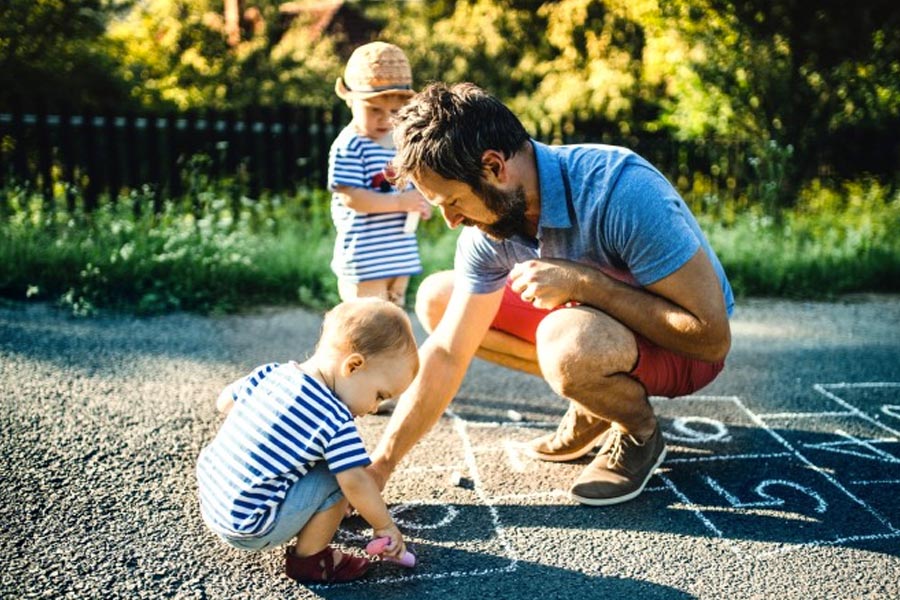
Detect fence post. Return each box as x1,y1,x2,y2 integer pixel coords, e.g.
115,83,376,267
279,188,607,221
10,96,28,188
58,104,77,212
261,106,277,193
105,108,121,203
278,104,295,192
82,109,99,212
166,112,181,201
296,106,313,188
146,114,162,213
243,106,259,198
36,99,53,210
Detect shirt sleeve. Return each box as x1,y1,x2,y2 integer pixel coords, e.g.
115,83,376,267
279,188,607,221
453,227,513,294
328,136,367,190
601,163,700,286
323,419,372,474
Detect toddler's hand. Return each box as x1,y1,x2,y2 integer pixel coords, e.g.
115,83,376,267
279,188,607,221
417,199,433,220
373,522,406,560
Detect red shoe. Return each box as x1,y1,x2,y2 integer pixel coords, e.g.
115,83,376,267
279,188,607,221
284,546,370,583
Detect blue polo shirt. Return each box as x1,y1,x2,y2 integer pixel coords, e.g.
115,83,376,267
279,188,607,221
454,140,734,317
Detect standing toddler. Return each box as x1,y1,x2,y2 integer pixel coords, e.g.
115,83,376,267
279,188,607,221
196,298,418,583
328,42,431,307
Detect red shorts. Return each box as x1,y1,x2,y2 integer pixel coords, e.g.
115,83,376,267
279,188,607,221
491,284,725,398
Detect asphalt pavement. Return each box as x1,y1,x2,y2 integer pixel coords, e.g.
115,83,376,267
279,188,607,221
2,296,899,599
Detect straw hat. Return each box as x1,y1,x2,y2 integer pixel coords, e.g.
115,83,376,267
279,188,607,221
335,42,414,100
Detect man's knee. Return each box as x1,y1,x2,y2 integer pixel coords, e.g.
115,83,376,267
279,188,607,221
535,307,637,396
414,270,455,333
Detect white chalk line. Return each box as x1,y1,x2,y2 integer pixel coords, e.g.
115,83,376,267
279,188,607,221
346,409,520,585
851,479,900,486
665,451,793,464
466,420,558,430
753,530,900,559
820,382,900,389
813,383,900,437
395,465,461,475
758,411,855,419
488,489,570,502
503,439,527,473
736,392,898,532
801,429,900,463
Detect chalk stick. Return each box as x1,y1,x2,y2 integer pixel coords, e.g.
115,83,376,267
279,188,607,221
366,537,417,568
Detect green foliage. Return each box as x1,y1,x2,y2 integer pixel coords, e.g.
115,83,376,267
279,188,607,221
107,0,344,110
706,179,900,298
0,0,133,110
0,180,460,316
2,175,898,316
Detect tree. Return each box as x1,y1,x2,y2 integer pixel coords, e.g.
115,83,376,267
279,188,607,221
108,0,345,110
0,0,133,110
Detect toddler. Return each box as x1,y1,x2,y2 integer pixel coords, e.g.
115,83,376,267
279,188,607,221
196,298,419,583
328,41,431,308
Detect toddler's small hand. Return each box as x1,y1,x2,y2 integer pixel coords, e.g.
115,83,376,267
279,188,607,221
373,523,406,560
418,199,433,220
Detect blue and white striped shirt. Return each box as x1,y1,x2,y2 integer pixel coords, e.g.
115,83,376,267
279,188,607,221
196,362,370,538
327,126,422,282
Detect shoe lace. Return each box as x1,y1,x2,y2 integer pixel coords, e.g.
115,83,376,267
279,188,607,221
598,427,641,469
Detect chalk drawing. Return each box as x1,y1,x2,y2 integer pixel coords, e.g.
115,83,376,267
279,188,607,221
801,429,900,463
664,415,732,443
390,501,460,531
702,475,828,514
883,405,900,420
335,382,900,583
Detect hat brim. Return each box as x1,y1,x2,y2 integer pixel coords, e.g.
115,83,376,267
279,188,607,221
335,77,415,101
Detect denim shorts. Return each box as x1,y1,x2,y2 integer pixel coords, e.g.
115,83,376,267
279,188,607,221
219,462,344,551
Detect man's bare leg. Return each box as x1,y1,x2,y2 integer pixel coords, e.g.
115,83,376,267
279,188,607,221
535,306,655,438
415,271,541,376
414,271,623,459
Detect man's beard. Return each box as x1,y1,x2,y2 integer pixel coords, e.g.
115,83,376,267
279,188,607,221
463,183,529,240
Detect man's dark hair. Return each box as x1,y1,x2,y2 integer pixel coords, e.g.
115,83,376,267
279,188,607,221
390,83,530,192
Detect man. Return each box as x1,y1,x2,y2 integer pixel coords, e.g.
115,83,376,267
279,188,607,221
370,82,733,506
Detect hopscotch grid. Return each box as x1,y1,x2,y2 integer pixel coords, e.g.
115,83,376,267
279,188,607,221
664,451,793,464
813,383,900,437
341,382,898,584
650,386,899,559
739,392,897,531
343,409,519,585
467,386,899,559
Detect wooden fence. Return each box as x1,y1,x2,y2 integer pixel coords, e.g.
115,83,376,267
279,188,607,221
0,103,350,211
1,102,760,212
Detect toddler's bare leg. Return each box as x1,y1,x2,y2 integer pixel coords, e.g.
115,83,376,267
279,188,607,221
386,276,410,308
338,279,390,302
292,499,349,557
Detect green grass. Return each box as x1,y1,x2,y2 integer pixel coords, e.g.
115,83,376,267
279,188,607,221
1,178,897,316
704,179,900,298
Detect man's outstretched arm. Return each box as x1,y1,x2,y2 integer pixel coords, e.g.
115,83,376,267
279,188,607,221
369,286,504,488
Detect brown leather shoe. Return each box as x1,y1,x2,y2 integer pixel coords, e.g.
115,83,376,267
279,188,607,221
569,423,666,506
523,403,611,462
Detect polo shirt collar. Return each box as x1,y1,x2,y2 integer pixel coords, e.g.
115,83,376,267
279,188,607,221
532,140,571,231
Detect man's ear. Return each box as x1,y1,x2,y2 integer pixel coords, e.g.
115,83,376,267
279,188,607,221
481,150,507,184
341,353,365,376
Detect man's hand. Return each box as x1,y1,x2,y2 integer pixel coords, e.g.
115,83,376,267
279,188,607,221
509,259,588,309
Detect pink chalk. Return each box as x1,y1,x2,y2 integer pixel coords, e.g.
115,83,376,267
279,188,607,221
366,537,416,568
